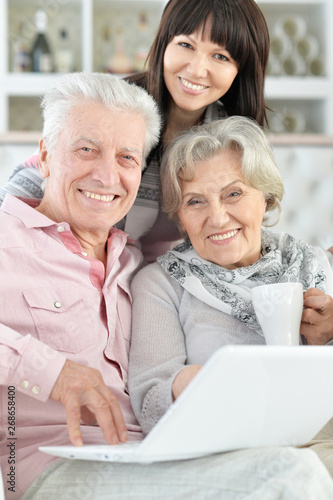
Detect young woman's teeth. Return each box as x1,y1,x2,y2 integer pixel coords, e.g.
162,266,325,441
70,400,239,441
180,78,207,91
210,230,238,241
82,191,115,202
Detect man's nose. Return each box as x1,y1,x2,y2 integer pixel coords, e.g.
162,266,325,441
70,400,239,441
91,159,120,185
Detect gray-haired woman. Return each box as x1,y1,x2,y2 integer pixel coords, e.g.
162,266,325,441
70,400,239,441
128,116,333,488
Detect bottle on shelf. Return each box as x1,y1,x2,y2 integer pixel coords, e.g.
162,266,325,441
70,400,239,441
31,9,53,73
133,11,150,73
12,22,31,72
55,28,74,73
101,26,113,73
109,27,133,75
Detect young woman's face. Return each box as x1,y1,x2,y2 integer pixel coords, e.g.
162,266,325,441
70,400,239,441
163,25,239,115
177,149,267,270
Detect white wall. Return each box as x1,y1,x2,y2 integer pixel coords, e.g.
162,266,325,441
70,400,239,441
271,145,333,248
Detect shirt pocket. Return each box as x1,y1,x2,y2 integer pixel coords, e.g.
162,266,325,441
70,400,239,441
23,284,96,353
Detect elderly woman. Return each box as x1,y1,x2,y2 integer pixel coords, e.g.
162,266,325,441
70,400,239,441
129,117,333,483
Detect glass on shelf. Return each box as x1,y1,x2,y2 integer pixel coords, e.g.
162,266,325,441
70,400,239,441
11,22,31,72
100,26,114,73
55,28,74,73
109,27,133,74
133,11,150,73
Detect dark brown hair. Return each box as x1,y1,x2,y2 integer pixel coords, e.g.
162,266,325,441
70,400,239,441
128,0,269,128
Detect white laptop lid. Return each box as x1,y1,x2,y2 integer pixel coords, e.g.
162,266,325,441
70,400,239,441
40,345,333,463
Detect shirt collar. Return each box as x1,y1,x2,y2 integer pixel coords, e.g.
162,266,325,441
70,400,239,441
1,194,56,229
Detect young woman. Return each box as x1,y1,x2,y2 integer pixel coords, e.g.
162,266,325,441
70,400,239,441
0,0,269,260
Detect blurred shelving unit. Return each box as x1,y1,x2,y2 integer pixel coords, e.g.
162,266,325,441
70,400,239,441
257,0,333,142
0,0,167,134
0,0,332,145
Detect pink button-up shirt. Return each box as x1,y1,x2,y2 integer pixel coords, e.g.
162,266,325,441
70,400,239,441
0,195,143,499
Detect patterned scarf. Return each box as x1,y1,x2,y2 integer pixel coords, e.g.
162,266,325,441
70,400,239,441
157,230,327,334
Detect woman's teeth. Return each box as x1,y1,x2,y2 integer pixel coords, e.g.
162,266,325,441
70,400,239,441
209,230,238,241
180,77,207,91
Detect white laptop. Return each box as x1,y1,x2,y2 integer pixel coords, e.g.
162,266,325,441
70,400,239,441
40,345,333,464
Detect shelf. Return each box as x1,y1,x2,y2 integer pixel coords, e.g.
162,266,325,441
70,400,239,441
1,131,332,147
0,74,63,95
265,77,330,99
0,132,41,144
268,134,333,145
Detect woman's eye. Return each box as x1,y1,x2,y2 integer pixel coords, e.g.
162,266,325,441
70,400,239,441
214,53,229,61
187,199,202,206
81,147,93,152
227,191,242,200
179,42,192,49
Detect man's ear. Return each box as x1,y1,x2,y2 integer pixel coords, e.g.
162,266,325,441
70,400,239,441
39,139,50,178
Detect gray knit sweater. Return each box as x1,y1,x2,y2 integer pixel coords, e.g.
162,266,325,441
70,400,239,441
129,262,265,435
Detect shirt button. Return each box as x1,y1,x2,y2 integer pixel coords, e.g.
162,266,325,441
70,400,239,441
81,251,88,257
54,301,62,309
57,226,65,233
20,380,29,389
32,385,41,395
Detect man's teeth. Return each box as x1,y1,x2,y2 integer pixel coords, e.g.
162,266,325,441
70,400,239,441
180,78,207,91
209,230,238,241
81,190,115,202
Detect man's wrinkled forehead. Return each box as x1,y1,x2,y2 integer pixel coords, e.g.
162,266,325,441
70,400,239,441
57,103,146,161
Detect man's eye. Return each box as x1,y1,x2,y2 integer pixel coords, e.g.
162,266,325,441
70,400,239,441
118,155,141,168
80,147,93,153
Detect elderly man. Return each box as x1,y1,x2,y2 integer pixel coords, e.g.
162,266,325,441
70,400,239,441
0,72,159,498
1,73,333,500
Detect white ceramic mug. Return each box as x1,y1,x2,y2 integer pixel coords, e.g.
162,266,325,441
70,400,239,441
251,282,303,345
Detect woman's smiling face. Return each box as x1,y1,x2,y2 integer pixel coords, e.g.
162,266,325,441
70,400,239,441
177,149,267,270
163,22,239,115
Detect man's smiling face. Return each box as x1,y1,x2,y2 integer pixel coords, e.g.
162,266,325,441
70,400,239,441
38,100,146,240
